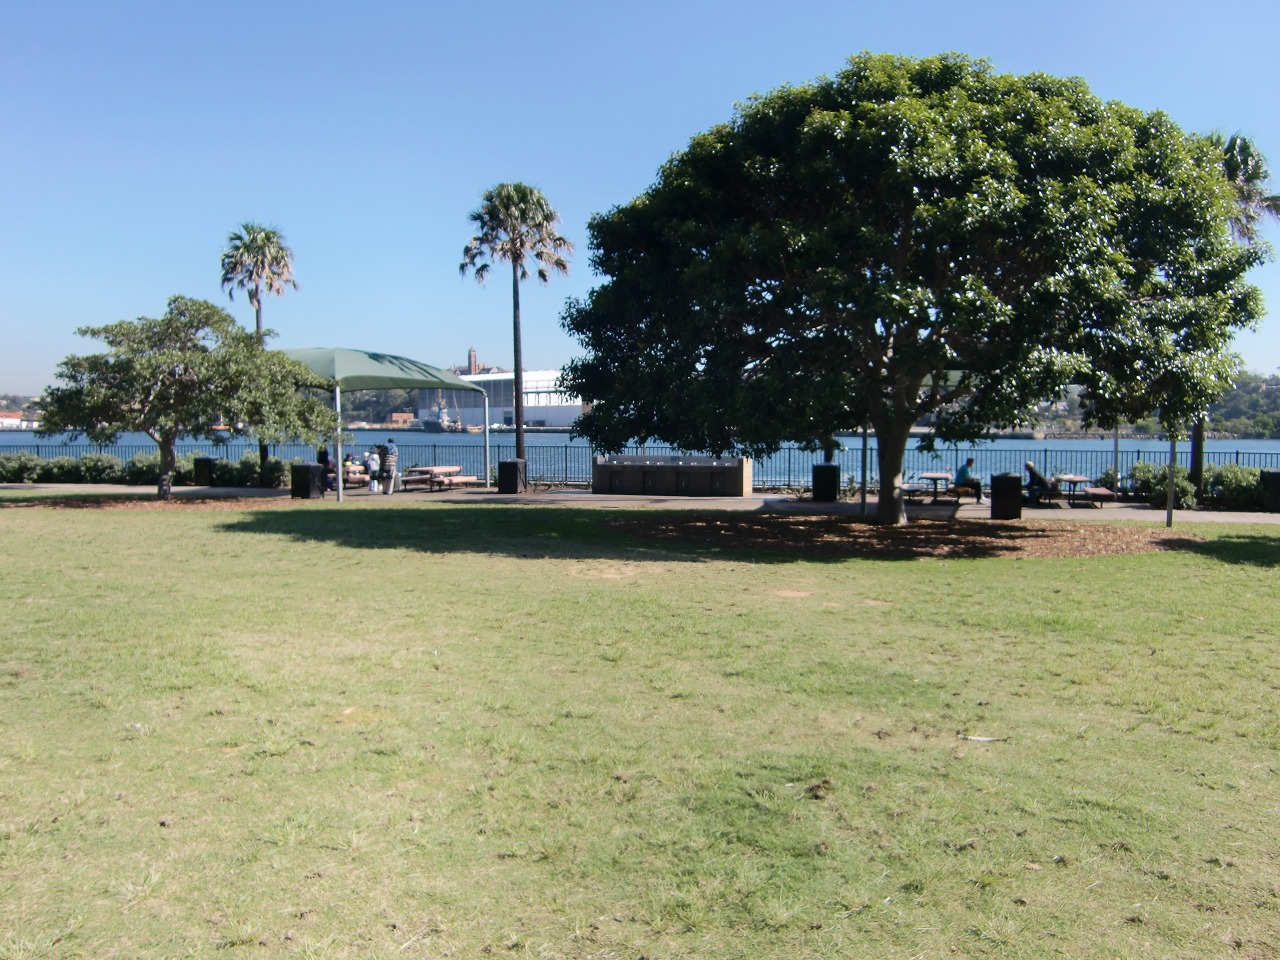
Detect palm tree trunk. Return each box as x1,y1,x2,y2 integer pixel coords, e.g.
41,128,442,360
511,260,526,462
254,286,270,484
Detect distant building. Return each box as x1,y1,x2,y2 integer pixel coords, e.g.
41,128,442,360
0,411,40,430
419,347,584,429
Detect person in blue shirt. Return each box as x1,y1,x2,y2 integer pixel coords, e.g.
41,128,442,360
954,457,984,503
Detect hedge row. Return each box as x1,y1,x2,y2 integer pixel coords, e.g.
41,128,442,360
0,451,290,488
1093,461,1268,511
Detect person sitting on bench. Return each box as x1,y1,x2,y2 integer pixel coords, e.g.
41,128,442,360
1024,461,1058,506
953,457,984,503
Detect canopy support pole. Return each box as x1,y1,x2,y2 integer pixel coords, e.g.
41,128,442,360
1112,425,1120,492
860,425,869,517
483,390,491,488
335,384,344,503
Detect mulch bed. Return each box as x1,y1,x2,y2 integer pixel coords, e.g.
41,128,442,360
0,494,296,511
606,514,1203,560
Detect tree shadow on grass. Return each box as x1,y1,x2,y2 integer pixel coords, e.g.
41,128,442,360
215,505,1196,563
1175,532,1280,568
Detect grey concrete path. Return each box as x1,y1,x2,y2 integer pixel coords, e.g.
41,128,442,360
4,482,1278,524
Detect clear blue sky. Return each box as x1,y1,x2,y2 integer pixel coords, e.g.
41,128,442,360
3,0,1279,396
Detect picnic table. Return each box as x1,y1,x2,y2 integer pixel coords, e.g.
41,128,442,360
1053,474,1091,505
919,472,953,503
401,465,478,492
1054,474,1117,508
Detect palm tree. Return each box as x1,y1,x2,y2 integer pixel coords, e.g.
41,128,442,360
460,183,572,463
220,222,299,479
1191,133,1280,491
1211,131,1280,243
220,222,299,337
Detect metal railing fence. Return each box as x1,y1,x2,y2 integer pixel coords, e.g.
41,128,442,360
2,440,1278,488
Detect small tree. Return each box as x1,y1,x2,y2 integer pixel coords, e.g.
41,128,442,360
461,183,572,462
38,296,335,500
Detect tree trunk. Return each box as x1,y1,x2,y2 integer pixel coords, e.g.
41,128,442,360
873,417,914,526
511,260,526,462
157,437,177,501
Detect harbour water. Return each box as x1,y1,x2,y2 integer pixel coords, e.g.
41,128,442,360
3,430,1279,487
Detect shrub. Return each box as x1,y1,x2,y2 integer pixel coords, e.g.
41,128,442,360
123,452,162,485
173,453,197,486
0,451,43,483
123,451,202,486
1127,461,1158,501
234,453,260,487
211,458,241,487
1203,463,1263,511
1129,461,1196,509
36,456,84,483
261,457,288,488
79,453,123,483
206,453,281,487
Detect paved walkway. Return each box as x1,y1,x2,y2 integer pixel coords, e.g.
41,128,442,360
4,482,1278,524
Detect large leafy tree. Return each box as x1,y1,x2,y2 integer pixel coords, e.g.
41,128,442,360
220,222,300,480
561,53,1264,524
460,183,572,462
38,296,336,500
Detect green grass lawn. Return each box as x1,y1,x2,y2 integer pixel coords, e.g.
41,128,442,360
1,496,1278,958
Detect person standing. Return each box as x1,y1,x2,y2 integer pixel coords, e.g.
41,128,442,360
382,438,399,495
316,445,335,492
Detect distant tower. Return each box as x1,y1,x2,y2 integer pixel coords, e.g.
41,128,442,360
468,346,478,375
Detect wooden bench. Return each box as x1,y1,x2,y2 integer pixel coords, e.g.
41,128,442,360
1078,486,1117,507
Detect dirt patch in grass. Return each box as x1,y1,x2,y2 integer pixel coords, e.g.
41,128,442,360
607,515,1202,560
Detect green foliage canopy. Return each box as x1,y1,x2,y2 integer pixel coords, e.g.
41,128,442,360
561,53,1265,523
38,296,336,498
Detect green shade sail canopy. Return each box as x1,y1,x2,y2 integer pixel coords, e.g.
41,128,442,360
281,347,483,393
280,347,489,501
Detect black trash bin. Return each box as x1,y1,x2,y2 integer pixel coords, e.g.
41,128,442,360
498,458,527,494
1261,468,1280,512
990,472,1023,520
193,456,215,486
811,463,840,502
290,462,325,499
